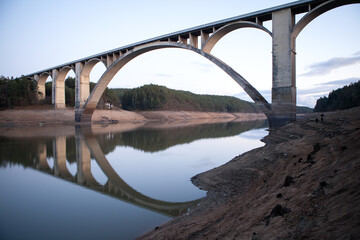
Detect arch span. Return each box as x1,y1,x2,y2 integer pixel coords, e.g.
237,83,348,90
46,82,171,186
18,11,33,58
202,21,272,53
37,72,51,100
53,66,75,109
77,41,271,122
82,58,106,76
75,58,107,108
292,0,360,39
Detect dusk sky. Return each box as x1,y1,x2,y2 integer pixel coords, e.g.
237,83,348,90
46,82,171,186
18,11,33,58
0,0,359,107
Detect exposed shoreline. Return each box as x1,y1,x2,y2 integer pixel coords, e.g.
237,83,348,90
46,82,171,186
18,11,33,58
2,107,359,239
138,107,360,239
0,108,266,127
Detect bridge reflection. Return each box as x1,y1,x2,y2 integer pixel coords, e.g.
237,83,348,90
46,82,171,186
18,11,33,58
31,128,200,217
0,120,267,217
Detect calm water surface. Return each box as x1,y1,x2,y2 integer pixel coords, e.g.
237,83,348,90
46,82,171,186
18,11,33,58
0,120,268,240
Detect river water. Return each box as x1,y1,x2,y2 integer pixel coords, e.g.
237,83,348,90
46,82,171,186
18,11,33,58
0,120,268,240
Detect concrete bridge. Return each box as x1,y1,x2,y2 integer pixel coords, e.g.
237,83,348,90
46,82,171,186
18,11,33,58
35,129,200,217
25,0,360,126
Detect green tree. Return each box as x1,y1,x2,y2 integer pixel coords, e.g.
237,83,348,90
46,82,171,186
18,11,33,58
314,81,360,112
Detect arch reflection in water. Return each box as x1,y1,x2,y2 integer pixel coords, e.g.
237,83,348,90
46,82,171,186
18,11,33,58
0,120,267,239
78,127,201,217
31,128,201,217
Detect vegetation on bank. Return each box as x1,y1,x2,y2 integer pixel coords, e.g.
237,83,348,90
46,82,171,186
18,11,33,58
119,84,261,113
1,75,313,113
0,76,38,110
314,80,360,112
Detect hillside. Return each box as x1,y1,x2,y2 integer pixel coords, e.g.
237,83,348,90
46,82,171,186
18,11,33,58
118,84,260,113
314,80,360,112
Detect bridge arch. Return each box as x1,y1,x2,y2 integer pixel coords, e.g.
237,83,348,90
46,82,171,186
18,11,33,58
77,42,271,122
82,58,106,76
202,21,272,53
53,66,75,109
292,0,360,39
37,72,52,100
75,58,107,108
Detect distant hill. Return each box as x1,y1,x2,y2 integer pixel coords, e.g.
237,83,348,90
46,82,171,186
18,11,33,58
117,84,260,113
314,80,360,112
296,106,313,114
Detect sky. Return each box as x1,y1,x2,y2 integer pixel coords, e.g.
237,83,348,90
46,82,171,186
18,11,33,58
0,0,359,108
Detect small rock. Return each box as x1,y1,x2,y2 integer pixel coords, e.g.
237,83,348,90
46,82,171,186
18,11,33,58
276,193,283,198
282,176,295,187
264,204,291,225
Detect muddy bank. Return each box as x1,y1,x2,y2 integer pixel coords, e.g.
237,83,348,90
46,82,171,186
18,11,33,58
138,107,360,239
0,108,266,126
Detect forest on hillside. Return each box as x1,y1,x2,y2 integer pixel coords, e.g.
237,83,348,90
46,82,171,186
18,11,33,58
314,80,360,112
119,84,261,113
0,75,314,113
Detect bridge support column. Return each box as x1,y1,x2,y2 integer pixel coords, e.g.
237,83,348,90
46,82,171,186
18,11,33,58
53,136,72,179
36,143,50,171
75,128,96,185
52,69,66,109
271,8,296,127
75,63,90,109
34,74,45,101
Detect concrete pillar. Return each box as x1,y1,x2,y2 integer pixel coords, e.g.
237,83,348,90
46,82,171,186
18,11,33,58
189,33,198,48
113,53,119,62
76,139,91,184
34,75,46,100
53,136,72,179
178,35,187,44
106,55,113,68
36,143,50,171
52,69,66,109
201,30,210,48
271,8,296,127
75,62,90,109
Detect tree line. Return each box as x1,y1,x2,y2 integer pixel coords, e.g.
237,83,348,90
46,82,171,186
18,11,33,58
1,75,316,113
119,84,261,113
314,80,360,112
0,76,38,110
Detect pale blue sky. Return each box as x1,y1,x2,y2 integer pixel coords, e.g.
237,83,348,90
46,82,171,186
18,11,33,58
0,0,359,107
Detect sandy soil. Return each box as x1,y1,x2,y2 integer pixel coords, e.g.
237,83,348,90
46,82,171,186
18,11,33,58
138,107,360,240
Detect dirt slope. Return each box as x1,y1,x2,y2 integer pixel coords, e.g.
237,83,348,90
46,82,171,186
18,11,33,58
139,107,360,240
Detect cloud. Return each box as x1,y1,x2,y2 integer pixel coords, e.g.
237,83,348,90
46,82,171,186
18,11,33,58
297,78,360,107
153,73,183,78
300,53,360,77
321,78,359,87
191,61,215,72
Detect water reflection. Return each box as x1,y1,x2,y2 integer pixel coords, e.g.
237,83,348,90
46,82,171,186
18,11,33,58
1,128,201,217
96,120,268,153
0,119,267,239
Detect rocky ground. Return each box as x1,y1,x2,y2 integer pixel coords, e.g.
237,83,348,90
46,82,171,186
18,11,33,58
138,107,360,240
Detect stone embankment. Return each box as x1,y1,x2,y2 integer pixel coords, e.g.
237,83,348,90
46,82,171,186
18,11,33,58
139,107,360,239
